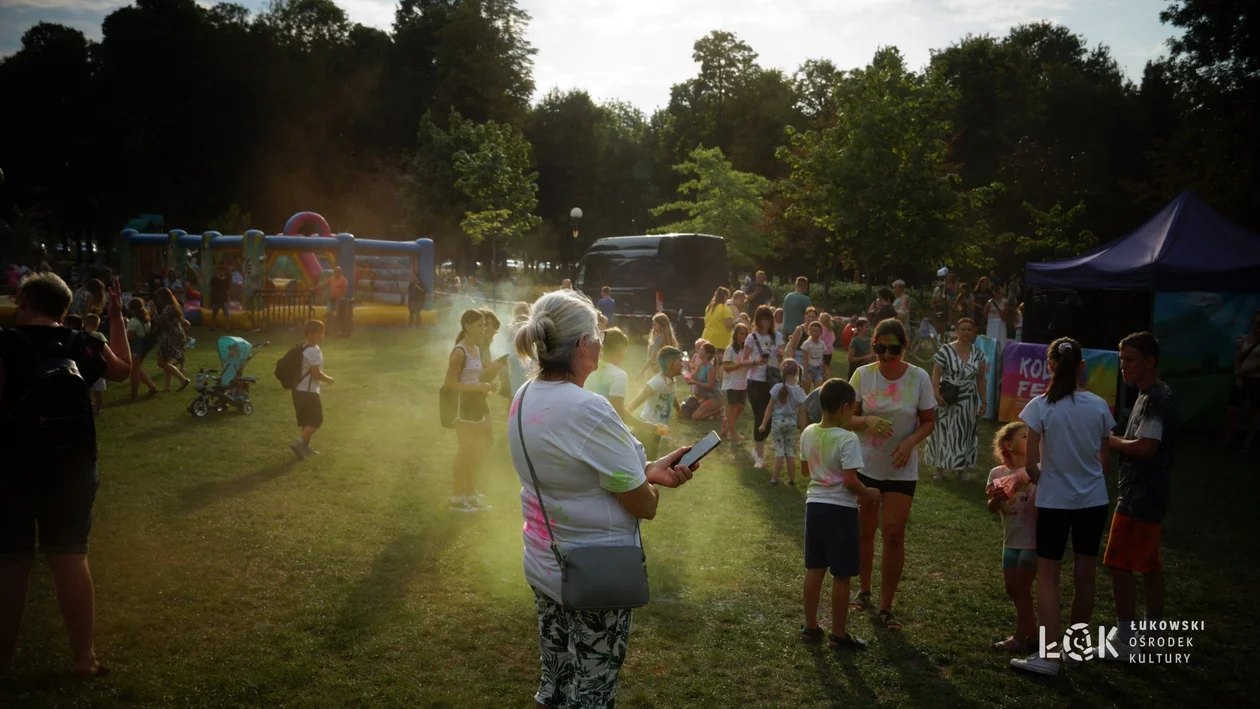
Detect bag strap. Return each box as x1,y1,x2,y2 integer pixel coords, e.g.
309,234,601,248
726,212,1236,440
516,382,643,572
515,382,567,571
295,343,313,389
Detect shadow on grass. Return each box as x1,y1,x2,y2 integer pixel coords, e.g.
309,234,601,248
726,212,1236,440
320,520,456,658
876,631,978,708
734,465,807,549
801,640,881,705
126,410,239,441
177,459,299,512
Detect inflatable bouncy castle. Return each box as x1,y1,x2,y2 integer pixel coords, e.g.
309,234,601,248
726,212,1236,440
119,212,435,329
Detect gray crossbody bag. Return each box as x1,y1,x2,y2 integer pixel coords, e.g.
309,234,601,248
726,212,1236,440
516,382,650,611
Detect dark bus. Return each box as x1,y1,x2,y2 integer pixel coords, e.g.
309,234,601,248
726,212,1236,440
575,233,729,338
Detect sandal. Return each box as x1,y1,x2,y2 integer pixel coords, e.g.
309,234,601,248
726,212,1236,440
800,625,824,643
848,590,872,612
829,632,867,650
878,610,903,631
177,379,191,392
992,636,1028,653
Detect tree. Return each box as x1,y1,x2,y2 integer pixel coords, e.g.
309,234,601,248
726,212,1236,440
258,0,350,46
1146,1,1260,229
650,146,769,273
450,114,541,277
431,0,536,126
781,47,996,283
525,91,656,265
930,23,1142,273
792,59,841,123
656,30,802,186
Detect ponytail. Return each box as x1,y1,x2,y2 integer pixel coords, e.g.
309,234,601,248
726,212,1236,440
455,309,484,344
778,361,799,404
1045,337,1082,404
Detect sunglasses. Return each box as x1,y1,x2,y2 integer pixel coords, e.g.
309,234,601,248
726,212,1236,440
873,343,903,356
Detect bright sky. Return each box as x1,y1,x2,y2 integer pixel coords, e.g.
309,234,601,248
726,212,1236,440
1,0,1175,112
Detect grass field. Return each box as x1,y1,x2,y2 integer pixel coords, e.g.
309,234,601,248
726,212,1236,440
1,322,1256,708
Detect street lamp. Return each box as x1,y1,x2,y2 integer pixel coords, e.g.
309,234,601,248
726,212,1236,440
570,207,583,238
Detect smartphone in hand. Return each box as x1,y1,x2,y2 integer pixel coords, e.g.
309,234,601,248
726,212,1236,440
678,431,722,468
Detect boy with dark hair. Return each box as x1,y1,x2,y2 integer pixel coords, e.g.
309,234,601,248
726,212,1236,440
597,286,617,324
1102,331,1177,660
0,272,132,677
290,319,334,460
585,327,642,427
799,378,880,650
628,346,684,459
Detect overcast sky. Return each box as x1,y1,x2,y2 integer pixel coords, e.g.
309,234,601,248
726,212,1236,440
1,0,1175,112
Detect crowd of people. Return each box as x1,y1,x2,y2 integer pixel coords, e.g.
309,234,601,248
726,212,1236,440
0,263,1215,705
427,277,1188,705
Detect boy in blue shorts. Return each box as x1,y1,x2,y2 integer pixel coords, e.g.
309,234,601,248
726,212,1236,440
799,379,881,649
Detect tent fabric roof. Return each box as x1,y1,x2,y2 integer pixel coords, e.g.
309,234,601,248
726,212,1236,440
1025,191,1260,292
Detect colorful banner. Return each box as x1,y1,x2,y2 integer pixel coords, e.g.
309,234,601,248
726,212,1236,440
998,342,1119,422
1153,291,1260,430
974,335,1001,420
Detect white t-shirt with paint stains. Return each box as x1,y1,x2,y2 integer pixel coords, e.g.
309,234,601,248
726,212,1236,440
508,379,648,603
801,424,865,508
849,362,937,482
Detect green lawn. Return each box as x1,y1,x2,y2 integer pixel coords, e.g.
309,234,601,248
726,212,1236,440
1,324,1255,708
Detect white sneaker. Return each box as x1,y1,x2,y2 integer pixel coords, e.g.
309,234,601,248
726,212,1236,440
1010,653,1060,676
449,496,479,513
753,456,765,469
1099,627,1137,662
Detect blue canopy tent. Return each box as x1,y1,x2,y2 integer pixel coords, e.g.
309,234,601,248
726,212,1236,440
1026,191,1260,291
1025,191,1260,428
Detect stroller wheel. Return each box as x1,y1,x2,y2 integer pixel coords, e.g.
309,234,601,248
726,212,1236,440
240,401,254,416
190,397,210,418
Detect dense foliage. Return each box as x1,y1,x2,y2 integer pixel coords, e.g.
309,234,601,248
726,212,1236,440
0,0,1254,282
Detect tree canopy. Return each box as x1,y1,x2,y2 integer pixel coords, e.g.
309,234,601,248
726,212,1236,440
0,1,1255,282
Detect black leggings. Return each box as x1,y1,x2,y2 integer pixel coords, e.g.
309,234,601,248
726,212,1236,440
748,379,772,442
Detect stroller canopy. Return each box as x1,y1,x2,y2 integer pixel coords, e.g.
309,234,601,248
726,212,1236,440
217,336,253,386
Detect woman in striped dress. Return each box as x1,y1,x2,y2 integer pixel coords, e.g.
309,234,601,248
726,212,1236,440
925,318,987,481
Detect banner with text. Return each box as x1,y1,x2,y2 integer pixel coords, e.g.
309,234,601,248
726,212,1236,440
998,342,1119,422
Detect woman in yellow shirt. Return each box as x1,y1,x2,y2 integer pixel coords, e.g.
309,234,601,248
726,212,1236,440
702,286,736,355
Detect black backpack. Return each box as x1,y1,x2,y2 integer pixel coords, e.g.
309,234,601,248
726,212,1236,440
275,343,310,390
140,320,158,351
7,330,96,459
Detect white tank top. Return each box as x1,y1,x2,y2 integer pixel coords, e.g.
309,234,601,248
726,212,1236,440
457,344,483,384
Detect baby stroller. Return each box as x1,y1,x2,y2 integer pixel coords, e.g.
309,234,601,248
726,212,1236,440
188,336,268,417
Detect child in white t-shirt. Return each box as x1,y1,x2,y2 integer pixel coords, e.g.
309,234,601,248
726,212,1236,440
628,346,684,459
985,421,1037,654
799,321,828,391
760,360,807,485
799,378,880,650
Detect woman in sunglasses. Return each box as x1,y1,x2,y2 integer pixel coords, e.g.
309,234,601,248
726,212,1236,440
845,319,937,631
